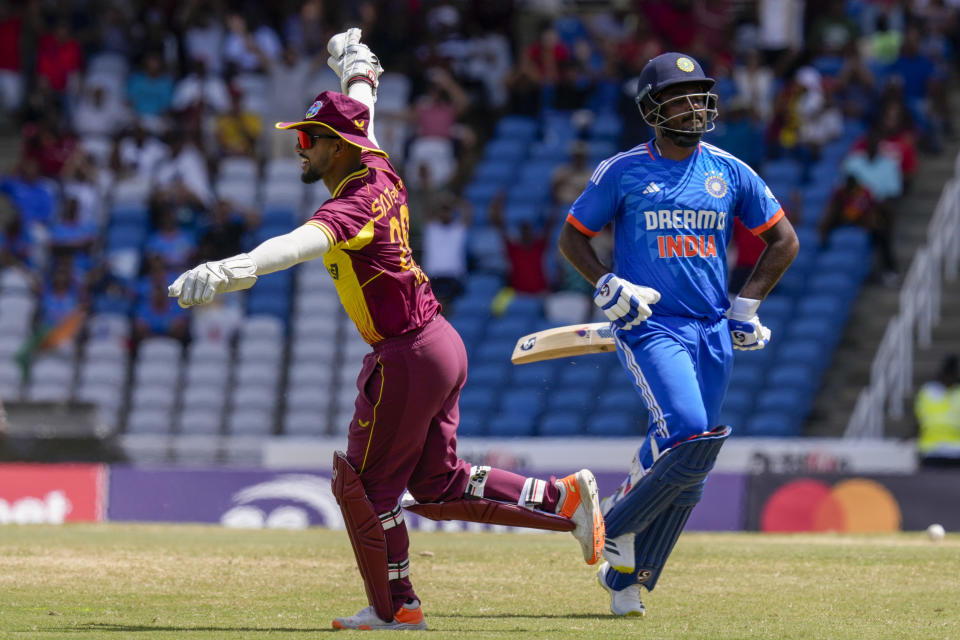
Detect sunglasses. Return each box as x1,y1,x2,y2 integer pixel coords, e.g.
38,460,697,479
297,131,340,149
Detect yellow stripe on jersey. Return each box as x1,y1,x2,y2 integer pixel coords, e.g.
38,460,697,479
323,218,385,343
332,166,370,198
359,356,385,474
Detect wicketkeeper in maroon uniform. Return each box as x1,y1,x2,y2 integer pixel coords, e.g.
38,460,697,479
169,29,604,631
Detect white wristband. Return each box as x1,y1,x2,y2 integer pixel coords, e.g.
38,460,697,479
730,296,762,321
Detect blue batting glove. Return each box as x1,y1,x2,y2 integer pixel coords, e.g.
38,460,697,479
593,273,660,330
727,296,771,350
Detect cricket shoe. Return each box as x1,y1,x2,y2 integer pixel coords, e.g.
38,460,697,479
597,562,646,617
332,600,427,630
556,469,605,565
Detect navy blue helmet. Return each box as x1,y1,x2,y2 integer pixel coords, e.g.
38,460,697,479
635,52,718,146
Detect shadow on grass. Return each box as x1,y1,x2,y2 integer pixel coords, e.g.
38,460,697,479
44,623,336,633
429,613,607,620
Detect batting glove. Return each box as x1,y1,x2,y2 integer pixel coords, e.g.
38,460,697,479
326,28,384,97
727,296,772,350
593,273,660,330
168,254,258,309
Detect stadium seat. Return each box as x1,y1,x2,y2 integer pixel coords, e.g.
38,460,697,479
286,387,332,413
178,409,223,434
539,411,583,436
511,362,557,388
457,413,486,437
777,338,831,373
585,411,638,436
227,409,273,435
85,340,128,364
127,408,173,434
494,115,538,141
283,410,327,436
181,386,226,412
469,361,510,389
139,337,182,363
745,411,802,437
459,387,497,418
499,389,545,417
488,412,536,437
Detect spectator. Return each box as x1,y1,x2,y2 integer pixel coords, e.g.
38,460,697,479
834,42,875,122
40,260,84,329
842,129,903,203
888,25,941,150
709,99,764,171
144,203,195,273
732,50,775,123
133,280,189,344
61,150,104,225
126,52,174,129
420,192,471,311
48,198,98,272
181,3,226,75
223,12,282,73
818,173,897,282
0,2,24,114
406,67,471,190
551,140,592,208
854,99,918,193
261,45,325,158
36,19,82,96
523,22,570,86
914,354,960,462
0,194,32,270
196,199,253,264
215,87,262,157
282,0,328,57
171,59,231,121
153,132,212,207
1,158,56,230
489,193,551,295
72,81,132,140
756,0,805,70
112,121,170,185
21,115,78,179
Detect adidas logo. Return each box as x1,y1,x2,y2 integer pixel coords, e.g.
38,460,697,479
642,182,662,195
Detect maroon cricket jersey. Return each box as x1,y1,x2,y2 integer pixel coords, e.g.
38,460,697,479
306,151,439,344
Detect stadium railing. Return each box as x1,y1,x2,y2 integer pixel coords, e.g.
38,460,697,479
846,157,960,438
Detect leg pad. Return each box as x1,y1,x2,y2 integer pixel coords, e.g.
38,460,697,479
332,451,394,623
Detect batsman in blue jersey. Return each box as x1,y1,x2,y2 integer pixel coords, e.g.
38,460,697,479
559,52,799,616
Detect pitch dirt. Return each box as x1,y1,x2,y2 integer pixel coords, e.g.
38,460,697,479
0,524,958,639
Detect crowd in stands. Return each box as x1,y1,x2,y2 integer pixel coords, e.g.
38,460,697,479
0,0,956,437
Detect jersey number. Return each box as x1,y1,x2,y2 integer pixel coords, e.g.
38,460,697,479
389,205,426,284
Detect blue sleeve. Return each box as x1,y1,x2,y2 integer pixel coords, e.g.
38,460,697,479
734,163,784,234
566,161,621,235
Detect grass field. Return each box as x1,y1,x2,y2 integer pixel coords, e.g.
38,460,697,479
1,524,958,639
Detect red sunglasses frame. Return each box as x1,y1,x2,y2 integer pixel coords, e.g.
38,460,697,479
297,130,340,149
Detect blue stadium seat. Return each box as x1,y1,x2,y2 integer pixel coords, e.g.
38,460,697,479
539,411,583,436
558,363,606,390
247,292,289,319
107,223,146,250
499,389,545,417
457,413,486,437
785,317,835,345
465,273,504,297
814,249,870,282
453,293,494,319
777,338,830,373
755,388,811,421
488,413,537,437
772,267,807,296
767,363,818,395
469,362,510,389
263,207,297,227
256,270,293,294
460,387,496,417
797,294,847,319
757,295,794,322
449,316,485,345
511,362,557,388
482,139,528,162
589,114,623,141
503,203,540,225
745,411,802,437
473,339,515,364
545,387,593,413
728,363,764,389
722,387,754,418
464,180,505,206
473,160,517,184
495,116,538,141
507,295,543,318
486,316,534,340
586,411,639,436
827,226,871,254
806,272,860,300
110,205,149,226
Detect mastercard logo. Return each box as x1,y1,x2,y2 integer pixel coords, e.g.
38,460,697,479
760,478,902,532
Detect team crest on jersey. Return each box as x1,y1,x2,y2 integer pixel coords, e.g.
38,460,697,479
305,100,322,118
676,57,695,73
704,171,728,198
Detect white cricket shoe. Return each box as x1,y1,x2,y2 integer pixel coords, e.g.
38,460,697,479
332,600,427,630
602,532,636,572
556,469,605,564
597,562,646,617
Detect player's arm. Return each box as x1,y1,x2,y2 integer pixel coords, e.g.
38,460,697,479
737,215,799,301
728,215,799,350
327,28,383,147
168,224,331,308
558,222,659,330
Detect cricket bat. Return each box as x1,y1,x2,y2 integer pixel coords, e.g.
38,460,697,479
511,323,616,365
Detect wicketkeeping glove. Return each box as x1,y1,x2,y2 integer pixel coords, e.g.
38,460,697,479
326,28,384,97
167,254,258,308
727,296,771,350
593,273,660,330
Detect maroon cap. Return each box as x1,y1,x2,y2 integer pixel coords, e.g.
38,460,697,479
275,91,387,156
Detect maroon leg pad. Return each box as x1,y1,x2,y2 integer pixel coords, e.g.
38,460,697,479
405,498,575,532
332,451,394,623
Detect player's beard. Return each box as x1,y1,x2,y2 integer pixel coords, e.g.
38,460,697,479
300,160,323,184
664,129,703,147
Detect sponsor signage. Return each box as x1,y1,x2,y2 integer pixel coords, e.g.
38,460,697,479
0,464,105,524
746,470,960,532
107,466,747,532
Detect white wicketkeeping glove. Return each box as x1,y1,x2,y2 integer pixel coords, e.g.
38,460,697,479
326,28,384,97
593,273,660,330
727,296,772,350
167,254,258,308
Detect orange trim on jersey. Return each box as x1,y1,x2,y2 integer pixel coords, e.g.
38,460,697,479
332,166,370,198
565,214,599,237
359,357,385,474
645,142,655,160
750,208,785,235
305,220,335,246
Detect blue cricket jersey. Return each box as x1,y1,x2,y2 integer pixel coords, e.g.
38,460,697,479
567,140,784,321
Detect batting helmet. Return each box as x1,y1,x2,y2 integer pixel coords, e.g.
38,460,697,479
635,52,718,146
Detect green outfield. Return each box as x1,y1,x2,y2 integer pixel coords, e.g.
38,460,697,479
0,524,958,639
